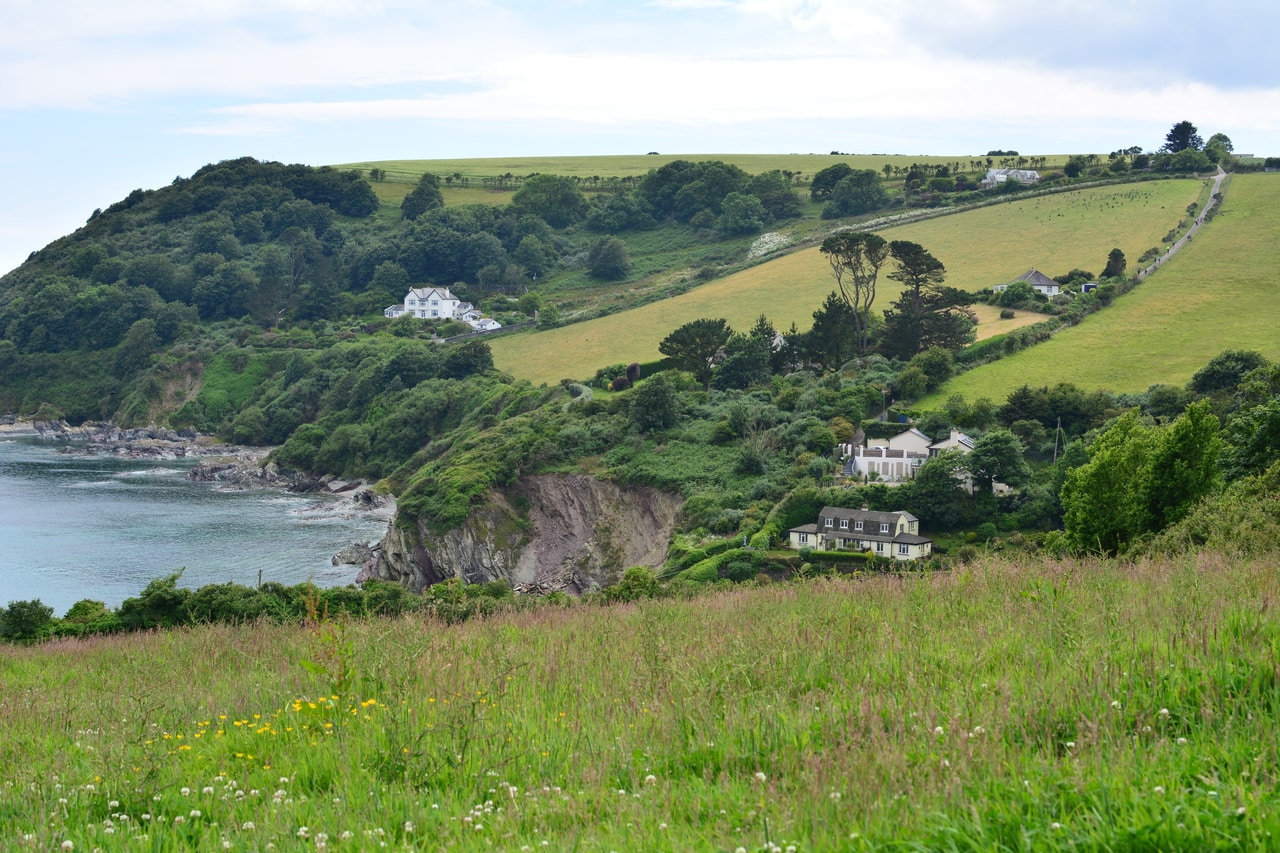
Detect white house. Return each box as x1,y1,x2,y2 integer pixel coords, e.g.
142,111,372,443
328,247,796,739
842,427,977,482
981,168,1040,188
384,287,503,331
991,269,1061,298
788,506,933,560
928,428,975,456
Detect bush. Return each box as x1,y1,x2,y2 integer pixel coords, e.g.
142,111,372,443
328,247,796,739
719,560,757,582
609,566,660,602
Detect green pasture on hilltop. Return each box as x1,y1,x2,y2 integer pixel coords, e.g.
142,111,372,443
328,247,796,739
342,152,1072,188
490,179,1204,385
926,173,1280,404
3,554,1278,851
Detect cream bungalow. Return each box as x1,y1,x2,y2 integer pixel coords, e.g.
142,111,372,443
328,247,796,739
789,506,933,561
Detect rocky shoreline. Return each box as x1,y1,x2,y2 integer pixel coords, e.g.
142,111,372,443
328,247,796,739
1,417,395,572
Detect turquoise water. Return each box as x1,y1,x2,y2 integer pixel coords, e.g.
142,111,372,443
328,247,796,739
0,438,390,616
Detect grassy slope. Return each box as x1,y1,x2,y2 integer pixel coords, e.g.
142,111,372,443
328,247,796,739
927,173,1280,404
3,554,1278,851
490,180,1204,386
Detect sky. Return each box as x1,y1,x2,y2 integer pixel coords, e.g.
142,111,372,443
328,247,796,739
2,0,1279,276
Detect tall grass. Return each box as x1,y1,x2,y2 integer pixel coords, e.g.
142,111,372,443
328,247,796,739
3,552,1278,850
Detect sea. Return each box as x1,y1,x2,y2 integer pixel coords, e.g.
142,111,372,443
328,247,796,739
0,437,392,617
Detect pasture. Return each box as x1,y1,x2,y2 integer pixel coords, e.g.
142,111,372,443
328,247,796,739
2,553,1277,851
490,180,1204,386
342,152,1070,189
927,173,1280,403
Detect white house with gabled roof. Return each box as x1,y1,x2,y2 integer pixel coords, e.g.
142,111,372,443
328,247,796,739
384,286,502,331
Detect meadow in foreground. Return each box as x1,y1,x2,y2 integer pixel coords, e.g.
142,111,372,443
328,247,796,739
2,552,1278,851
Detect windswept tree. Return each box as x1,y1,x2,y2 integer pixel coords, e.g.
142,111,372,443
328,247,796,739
819,231,889,356
659,318,732,390
879,240,974,358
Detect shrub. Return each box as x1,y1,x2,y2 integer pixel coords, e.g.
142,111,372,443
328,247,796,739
609,566,660,602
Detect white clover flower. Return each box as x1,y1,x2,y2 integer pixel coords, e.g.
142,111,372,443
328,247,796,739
1153,786,1165,794
404,822,414,833
1050,822,1062,830
658,823,667,830
1159,708,1170,717
1110,701,1121,709
108,800,119,809
1177,737,1188,745
754,772,768,783
297,827,309,838
242,822,255,831
643,775,657,785
61,842,74,851
180,788,191,796
1065,741,1076,749
190,810,201,819
933,726,944,736
1237,807,1247,816
203,787,214,795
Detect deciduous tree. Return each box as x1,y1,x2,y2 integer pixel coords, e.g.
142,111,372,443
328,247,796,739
401,172,444,221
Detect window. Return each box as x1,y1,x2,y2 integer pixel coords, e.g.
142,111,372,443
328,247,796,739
839,519,849,530
430,310,439,317
431,299,439,306
876,541,884,552
854,520,863,531
797,532,809,544
898,544,909,556
879,522,889,533
824,517,834,528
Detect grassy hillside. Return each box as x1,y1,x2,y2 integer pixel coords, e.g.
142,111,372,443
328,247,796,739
927,173,1280,403
490,180,1204,386
3,553,1277,851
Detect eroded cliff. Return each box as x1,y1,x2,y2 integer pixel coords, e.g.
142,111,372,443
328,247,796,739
360,473,682,593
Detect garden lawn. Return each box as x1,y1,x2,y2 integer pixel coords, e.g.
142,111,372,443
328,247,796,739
926,173,1280,404
491,180,1203,386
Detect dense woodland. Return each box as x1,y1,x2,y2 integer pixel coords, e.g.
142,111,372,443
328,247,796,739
4,128,1279,638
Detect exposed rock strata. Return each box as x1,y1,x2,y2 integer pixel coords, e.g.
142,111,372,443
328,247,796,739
360,473,682,594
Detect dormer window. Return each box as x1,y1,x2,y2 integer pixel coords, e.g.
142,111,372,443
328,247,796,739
823,517,834,528
854,521,863,531
879,522,889,533
839,519,849,530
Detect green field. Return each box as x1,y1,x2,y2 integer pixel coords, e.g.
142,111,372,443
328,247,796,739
4,554,1277,850
490,180,1204,386
341,153,1072,187
926,173,1280,403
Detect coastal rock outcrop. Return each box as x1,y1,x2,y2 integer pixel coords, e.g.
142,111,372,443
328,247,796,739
359,473,682,594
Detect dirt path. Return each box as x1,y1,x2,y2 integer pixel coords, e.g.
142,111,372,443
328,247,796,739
1135,166,1227,282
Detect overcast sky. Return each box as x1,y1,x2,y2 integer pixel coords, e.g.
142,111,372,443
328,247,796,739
2,0,1278,275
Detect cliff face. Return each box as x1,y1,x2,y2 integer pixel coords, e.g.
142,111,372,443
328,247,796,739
361,473,682,594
